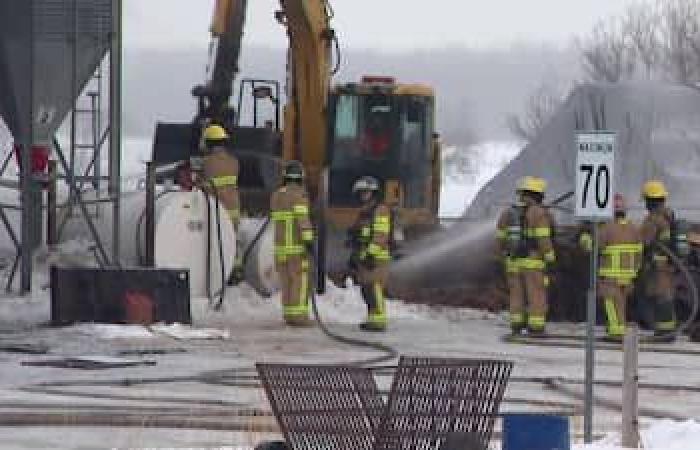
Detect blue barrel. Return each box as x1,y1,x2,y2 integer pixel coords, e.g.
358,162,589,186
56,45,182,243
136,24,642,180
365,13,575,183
502,414,570,450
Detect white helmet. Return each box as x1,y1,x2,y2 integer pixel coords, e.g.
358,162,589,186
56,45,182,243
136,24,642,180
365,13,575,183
352,176,380,194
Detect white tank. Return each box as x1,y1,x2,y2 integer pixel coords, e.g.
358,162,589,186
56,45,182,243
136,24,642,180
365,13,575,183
117,190,237,298
58,189,281,299
237,218,280,297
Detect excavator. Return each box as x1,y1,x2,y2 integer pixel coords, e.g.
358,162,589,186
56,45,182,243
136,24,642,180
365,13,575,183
152,0,441,286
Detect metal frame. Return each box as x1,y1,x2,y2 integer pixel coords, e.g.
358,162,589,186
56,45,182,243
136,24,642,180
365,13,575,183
257,357,514,450
235,78,281,131
0,0,122,294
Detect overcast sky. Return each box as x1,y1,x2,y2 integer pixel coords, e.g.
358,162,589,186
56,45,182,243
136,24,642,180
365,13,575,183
125,0,644,51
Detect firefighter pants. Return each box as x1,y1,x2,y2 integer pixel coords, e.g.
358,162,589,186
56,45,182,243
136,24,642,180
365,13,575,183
276,256,310,326
646,265,677,332
599,278,632,337
358,264,388,330
507,269,547,331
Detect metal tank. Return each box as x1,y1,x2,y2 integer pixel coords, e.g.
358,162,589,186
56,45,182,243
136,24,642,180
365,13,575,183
237,218,279,297
123,190,237,299
61,189,238,299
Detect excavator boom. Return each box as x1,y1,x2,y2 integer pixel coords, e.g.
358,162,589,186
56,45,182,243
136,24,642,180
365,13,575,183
279,0,334,199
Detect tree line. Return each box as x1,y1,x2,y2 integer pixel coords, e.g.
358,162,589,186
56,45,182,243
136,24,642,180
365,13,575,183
510,0,700,141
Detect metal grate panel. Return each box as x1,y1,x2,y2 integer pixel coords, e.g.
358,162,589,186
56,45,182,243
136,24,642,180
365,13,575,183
256,364,385,450
373,357,513,450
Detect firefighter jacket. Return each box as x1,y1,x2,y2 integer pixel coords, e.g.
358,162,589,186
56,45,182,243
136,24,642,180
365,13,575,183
641,207,673,266
202,146,240,225
496,202,555,272
351,201,392,266
270,183,314,263
581,219,643,284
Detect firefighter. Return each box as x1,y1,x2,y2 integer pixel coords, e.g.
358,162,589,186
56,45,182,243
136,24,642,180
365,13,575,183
496,176,555,335
200,124,241,229
270,161,315,327
348,176,391,332
580,194,643,339
641,180,678,340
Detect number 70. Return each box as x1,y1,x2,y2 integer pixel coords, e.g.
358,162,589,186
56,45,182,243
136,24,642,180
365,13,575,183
580,164,610,209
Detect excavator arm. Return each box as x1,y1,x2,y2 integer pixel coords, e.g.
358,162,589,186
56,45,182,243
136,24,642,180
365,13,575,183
278,0,335,199
195,0,335,200
192,0,248,128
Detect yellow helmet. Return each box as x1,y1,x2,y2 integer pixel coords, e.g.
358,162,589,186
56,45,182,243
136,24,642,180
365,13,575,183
517,176,547,194
203,124,229,141
642,180,668,199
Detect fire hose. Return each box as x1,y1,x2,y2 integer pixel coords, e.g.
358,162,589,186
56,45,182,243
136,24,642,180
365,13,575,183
648,241,699,342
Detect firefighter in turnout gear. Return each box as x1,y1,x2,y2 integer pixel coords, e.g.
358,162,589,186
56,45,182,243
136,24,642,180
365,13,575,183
270,161,315,327
580,194,643,339
496,176,556,335
641,180,678,341
201,124,241,228
348,176,391,332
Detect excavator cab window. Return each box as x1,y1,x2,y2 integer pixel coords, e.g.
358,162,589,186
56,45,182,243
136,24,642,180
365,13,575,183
327,92,433,208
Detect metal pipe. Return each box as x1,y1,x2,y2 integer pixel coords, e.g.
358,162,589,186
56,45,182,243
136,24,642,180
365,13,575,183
145,162,156,267
47,160,57,246
621,326,639,448
19,1,36,294
584,224,599,443
68,0,78,228
0,150,14,176
54,145,112,267
109,0,123,265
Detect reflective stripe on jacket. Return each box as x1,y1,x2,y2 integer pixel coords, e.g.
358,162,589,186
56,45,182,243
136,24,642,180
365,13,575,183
496,202,555,271
270,184,314,261
202,148,240,224
353,202,392,263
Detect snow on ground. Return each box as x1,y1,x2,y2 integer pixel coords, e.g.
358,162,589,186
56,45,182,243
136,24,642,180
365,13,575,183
575,419,700,450
440,140,522,217
4,138,700,448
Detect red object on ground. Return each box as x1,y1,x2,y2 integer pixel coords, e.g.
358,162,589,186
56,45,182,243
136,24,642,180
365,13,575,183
123,290,155,325
13,144,50,174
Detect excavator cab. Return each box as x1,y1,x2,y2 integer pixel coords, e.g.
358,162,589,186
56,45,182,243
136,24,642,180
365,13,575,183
326,77,439,225
321,76,441,278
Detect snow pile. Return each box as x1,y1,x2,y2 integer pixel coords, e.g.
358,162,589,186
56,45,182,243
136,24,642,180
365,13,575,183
441,140,522,217
73,323,155,339
574,419,700,450
151,323,231,340
71,323,232,340
467,82,700,222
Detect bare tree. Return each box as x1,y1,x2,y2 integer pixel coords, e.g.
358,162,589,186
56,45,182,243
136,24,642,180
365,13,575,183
658,0,700,83
623,2,663,79
507,82,568,142
578,17,637,83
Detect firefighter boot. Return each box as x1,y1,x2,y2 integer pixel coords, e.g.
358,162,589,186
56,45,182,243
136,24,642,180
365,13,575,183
526,315,546,337
653,299,677,343
510,312,526,336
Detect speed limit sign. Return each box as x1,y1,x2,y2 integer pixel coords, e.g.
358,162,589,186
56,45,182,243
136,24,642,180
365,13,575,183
575,132,616,221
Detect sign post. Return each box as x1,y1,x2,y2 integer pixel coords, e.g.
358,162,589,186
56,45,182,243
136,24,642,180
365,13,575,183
575,131,616,443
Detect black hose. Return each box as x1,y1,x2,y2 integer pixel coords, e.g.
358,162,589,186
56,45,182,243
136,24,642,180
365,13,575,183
201,182,227,311
205,189,213,300
229,217,271,287
331,33,341,76
135,189,175,265
213,190,226,310
308,253,398,367
649,241,699,342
